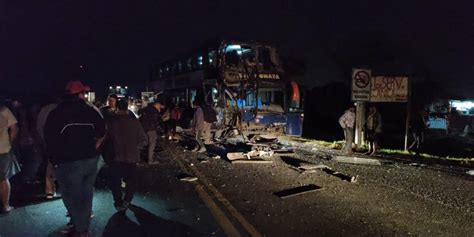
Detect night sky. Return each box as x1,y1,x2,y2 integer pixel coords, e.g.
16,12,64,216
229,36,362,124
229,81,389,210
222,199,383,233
2,0,473,98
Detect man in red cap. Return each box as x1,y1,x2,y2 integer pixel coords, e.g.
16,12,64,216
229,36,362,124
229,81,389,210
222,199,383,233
44,80,105,237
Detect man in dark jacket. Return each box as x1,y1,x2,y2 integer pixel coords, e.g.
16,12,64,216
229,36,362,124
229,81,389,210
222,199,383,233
44,81,105,237
107,99,147,211
138,100,163,165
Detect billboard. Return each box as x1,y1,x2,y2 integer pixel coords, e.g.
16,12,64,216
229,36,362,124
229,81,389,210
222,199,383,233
370,76,408,102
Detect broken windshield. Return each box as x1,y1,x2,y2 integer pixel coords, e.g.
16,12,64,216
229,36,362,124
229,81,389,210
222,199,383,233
225,44,255,67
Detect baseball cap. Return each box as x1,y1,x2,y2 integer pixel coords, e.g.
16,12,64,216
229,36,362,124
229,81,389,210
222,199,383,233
65,80,91,94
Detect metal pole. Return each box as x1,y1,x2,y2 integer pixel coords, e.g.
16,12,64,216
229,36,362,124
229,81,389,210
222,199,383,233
355,102,366,148
404,78,412,151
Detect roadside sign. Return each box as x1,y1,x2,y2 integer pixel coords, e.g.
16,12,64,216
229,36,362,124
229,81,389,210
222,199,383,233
370,76,408,102
351,69,371,101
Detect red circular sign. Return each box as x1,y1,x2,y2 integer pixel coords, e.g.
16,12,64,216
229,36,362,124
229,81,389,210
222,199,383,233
354,71,370,88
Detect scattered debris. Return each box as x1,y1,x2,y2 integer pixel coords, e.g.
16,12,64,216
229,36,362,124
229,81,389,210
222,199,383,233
466,170,474,176
177,173,198,182
409,163,427,167
274,184,323,199
231,159,273,164
298,164,330,171
322,168,357,183
227,152,246,161
333,156,382,166
180,176,198,182
227,150,274,161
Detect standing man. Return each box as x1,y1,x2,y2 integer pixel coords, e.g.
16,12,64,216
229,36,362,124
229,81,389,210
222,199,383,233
0,103,20,213
339,105,356,155
100,94,118,121
106,99,147,211
408,109,428,157
365,105,382,156
44,81,105,237
139,100,163,165
192,100,207,153
36,97,60,199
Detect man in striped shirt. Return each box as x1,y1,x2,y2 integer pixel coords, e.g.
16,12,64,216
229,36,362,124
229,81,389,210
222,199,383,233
339,105,356,155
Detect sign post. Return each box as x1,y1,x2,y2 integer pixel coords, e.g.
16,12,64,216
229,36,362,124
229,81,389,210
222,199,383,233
404,80,412,151
351,69,371,147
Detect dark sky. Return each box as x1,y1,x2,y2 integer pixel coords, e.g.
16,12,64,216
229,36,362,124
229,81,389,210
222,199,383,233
2,0,473,98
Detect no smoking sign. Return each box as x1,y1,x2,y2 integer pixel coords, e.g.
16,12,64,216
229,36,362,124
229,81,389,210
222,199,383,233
352,69,371,101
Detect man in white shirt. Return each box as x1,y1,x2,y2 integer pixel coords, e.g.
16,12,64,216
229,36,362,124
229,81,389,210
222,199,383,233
339,105,356,155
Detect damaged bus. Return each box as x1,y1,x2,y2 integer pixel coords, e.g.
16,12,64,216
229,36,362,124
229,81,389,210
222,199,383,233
150,40,303,140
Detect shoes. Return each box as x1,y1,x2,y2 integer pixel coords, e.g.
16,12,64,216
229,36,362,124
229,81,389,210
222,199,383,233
1,206,14,214
115,205,127,212
197,148,207,153
148,161,160,165
61,224,75,234
46,192,60,199
115,201,129,212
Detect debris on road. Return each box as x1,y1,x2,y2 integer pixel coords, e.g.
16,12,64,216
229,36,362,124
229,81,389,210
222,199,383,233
274,184,323,199
227,149,274,162
466,170,474,176
322,168,357,183
230,159,273,164
409,163,427,167
177,173,198,182
333,156,382,166
298,164,330,171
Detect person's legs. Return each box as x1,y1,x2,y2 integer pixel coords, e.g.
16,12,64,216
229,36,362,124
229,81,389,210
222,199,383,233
343,128,353,154
108,162,124,207
0,178,12,210
77,158,98,232
342,128,347,151
195,129,206,152
123,163,137,204
56,157,98,233
203,122,212,144
370,133,379,155
147,131,157,163
45,160,56,195
55,161,84,230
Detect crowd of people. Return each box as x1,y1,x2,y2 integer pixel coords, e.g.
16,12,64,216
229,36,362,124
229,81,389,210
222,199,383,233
0,80,213,237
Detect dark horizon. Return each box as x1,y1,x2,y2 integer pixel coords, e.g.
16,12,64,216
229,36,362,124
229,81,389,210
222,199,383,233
2,1,473,99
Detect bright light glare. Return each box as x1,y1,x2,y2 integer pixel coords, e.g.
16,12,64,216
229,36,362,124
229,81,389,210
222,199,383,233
451,100,474,111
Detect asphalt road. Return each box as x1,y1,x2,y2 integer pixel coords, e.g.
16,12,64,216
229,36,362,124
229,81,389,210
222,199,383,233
2,139,473,237
0,158,223,237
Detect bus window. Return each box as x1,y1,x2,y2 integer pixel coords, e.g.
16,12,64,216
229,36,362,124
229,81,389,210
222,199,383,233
204,85,219,106
186,58,192,70
258,47,275,70
241,46,255,65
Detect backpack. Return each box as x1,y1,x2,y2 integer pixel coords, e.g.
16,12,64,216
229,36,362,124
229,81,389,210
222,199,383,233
202,105,217,123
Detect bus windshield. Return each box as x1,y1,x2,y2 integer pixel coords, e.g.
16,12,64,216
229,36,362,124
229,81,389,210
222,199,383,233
236,88,284,113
